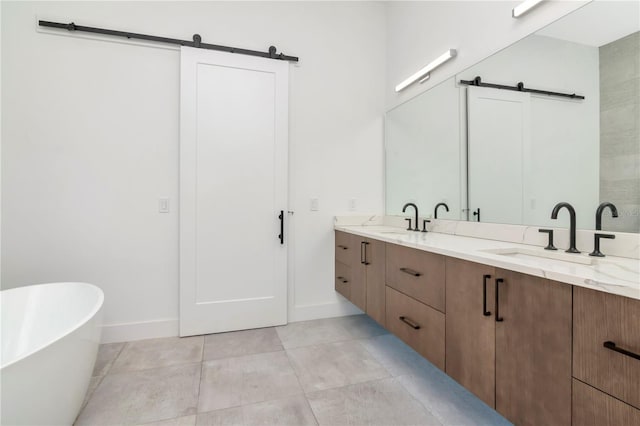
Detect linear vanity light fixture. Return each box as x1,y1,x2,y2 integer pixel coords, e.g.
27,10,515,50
395,49,456,92
512,0,544,18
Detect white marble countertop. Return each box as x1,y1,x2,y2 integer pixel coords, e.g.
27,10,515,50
335,224,640,301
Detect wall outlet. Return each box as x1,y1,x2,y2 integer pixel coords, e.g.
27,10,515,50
348,198,357,211
310,198,319,211
159,197,170,213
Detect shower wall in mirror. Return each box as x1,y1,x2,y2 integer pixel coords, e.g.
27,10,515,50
384,0,639,233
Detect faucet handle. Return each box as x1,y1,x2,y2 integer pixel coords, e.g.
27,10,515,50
404,218,413,231
421,219,431,233
589,233,615,257
538,229,557,250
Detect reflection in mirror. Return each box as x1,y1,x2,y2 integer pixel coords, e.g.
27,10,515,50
385,0,639,233
385,77,463,219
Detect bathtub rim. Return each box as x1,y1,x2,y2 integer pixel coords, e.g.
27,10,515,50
0,281,104,370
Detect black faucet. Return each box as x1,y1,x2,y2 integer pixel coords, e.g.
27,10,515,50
551,202,580,253
595,202,618,231
434,202,449,219
402,202,420,231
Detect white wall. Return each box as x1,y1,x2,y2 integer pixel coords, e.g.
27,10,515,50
386,1,589,109
1,1,385,342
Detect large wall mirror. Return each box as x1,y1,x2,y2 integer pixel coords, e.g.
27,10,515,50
385,0,639,233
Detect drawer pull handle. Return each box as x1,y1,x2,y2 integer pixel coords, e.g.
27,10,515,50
336,276,349,284
400,267,422,277
337,245,348,250
603,341,640,361
399,316,421,330
482,274,491,317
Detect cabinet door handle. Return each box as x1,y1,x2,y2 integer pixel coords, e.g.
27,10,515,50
603,341,640,361
399,316,421,330
483,274,491,316
495,278,504,322
400,267,422,277
336,276,349,284
337,245,348,250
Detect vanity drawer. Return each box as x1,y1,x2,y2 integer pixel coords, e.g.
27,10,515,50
335,261,351,300
572,379,640,426
573,286,640,409
335,230,357,266
385,286,445,370
386,244,445,312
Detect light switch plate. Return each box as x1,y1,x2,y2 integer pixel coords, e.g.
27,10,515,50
310,198,319,211
159,197,170,213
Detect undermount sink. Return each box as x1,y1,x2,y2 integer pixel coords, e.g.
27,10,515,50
361,226,410,235
481,247,593,266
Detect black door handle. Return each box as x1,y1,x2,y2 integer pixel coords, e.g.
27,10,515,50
603,341,640,361
336,276,349,284
399,316,421,330
483,274,491,316
473,208,481,222
361,241,370,265
495,278,504,322
337,245,348,250
278,210,284,244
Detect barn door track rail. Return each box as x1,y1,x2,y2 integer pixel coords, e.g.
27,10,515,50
460,76,584,100
38,20,299,62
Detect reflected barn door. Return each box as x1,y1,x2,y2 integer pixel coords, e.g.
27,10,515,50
179,47,289,336
467,86,530,224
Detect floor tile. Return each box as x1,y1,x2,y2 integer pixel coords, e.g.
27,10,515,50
197,396,317,426
93,342,125,376
340,315,389,340
276,317,353,349
203,327,282,361
361,333,436,377
397,374,512,426
139,415,197,426
306,377,441,426
198,351,303,412
286,340,389,393
110,336,204,373
196,407,244,426
76,363,201,425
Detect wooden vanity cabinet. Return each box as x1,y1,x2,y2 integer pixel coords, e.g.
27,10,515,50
573,286,640,421
445,257,496,407
446,260,572,426
334,231,385,325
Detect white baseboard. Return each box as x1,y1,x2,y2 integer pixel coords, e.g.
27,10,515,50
100,318,179,343
289,300,362,323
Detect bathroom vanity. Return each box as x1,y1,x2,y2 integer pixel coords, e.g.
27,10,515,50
334,223,639,426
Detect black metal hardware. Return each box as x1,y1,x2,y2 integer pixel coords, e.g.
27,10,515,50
483,274,492,316
400,267,422,277
336,276,349,284
495,278,504,322
337,245,348,250
422,219,431,233
38,20,299,62
460,76,584,100
603,341,640,361
590,233,615,257
361,241,370,265
538,229,557,250
473,208,481,222
278,210,284,244
402,202,420,231
399,316,421,330
551,202,580,253
595,202,619,231
404,218,413,231
434,202,449,219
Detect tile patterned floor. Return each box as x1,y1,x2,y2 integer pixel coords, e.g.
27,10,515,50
76,315,512,426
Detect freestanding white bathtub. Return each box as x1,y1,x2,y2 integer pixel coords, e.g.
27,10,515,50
1,282,104,425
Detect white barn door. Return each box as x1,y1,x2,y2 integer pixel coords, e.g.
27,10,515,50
180,47,289,337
